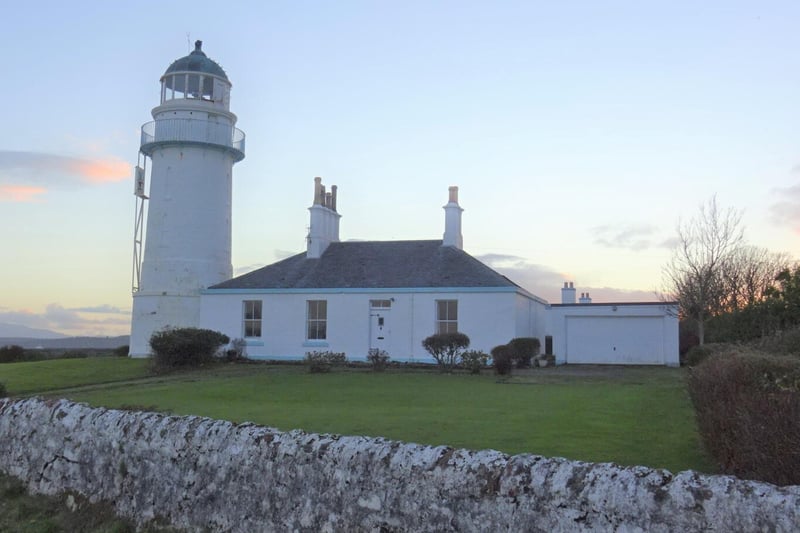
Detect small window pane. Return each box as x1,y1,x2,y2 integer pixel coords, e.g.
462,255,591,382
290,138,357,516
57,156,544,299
307,300,328,340
435,300,458,334
243,300,262,338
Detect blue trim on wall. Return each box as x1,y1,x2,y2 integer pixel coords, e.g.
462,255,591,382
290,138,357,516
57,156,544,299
244,340,264,346
302,341,330,348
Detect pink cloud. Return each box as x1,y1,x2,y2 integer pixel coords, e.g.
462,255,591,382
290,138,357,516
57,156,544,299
69,157,130,184
0,184,47,202
0,150,130,189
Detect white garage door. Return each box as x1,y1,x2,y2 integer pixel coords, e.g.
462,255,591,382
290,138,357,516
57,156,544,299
565,316,664,365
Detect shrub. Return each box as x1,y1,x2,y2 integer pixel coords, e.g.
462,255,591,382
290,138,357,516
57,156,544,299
757,326,800,356
366,348,390,371
507,337,541,368
113,345,130,357
149,327,230,371
304,351,347,373
0,382,6,398
0,345,25,364
225,338,248,361
460,350,489,374
491,344,513,376
422,332,470,372
685,345,714,367
688,351,800,486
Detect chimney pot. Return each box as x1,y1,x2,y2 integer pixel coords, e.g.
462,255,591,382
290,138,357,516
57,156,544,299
313,177,322,205
331,185,338,212
448,186,459,203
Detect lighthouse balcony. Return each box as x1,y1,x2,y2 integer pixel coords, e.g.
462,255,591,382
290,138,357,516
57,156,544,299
140,119,245,161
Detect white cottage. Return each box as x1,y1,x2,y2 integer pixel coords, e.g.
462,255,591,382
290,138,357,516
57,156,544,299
199,179,678,365
200,181,550,361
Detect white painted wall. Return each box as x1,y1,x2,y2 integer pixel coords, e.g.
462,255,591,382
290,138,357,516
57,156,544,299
200,289,536,362
547,304,679,366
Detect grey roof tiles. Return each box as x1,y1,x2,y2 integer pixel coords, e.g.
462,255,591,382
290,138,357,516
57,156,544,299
210,240,519,290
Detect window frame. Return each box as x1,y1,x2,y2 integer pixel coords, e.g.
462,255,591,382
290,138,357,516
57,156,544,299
243,300,262,338
307,300,328,340
435,299,458,334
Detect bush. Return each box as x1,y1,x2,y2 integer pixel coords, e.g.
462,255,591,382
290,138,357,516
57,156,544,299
149,327,230,371
225,338,248,361
460,350,489,374
422,332,470,372
366,349,390,371
685,345,714,367
0,382,6,398
507,337,541,368
757,326,800,356
304,351,347,373
113,345,130,357
491,344,514,376
688,351,800,486
0,345,25,364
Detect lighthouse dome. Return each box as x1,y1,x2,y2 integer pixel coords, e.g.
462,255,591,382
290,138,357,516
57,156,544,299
164,40,228,81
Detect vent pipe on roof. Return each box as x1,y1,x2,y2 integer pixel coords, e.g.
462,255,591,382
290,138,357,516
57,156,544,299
561,281,577,304
442,186,464,249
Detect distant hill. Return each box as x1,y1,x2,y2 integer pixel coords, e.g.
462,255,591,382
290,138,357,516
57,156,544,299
0,336,130,350
0,322,67,339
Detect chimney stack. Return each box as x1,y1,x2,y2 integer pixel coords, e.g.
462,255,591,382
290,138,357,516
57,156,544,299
307,177,342,258
442,186,464,249
579,292,592,304
561,281,577,304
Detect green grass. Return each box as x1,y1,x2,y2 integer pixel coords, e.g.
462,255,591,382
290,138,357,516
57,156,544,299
0,357,150,395
0,472,180,532
38,362,714,474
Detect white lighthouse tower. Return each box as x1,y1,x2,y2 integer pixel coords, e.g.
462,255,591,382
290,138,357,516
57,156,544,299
129,41,245,356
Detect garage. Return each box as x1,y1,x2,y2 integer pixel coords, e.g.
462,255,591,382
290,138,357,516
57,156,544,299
565,315,665,365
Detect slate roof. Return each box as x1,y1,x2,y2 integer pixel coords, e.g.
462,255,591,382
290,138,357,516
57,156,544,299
210,240,521,290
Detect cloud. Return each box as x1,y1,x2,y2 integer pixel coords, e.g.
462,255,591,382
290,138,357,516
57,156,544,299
0,303,131,337
591,224,660,251
70,305,131,315
234,263,267,276
0,184,47,202
0,150,129,201
476,254,662,304
475,253,566,300
575,286,661,303
770,184,800,233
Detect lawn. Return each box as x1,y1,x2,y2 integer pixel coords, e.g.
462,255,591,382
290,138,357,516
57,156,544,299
0,357,150,395
8,361,715,474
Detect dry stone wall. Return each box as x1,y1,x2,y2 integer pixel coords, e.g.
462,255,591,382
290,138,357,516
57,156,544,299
1,397,799,532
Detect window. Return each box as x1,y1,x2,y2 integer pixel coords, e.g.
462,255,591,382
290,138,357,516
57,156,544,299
243,300,262,338
370,299,392,309
436,300,458,334
307,300,327,340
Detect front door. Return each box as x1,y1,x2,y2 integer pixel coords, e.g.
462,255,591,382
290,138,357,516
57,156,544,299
370,311,390,352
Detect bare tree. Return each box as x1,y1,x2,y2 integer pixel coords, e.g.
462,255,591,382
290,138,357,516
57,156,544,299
719,246,793,312
662,196,744,344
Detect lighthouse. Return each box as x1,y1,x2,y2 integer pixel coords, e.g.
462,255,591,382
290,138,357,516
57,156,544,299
129,41,245,356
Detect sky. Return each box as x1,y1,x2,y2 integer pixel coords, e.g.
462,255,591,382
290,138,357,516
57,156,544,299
0,1,798,337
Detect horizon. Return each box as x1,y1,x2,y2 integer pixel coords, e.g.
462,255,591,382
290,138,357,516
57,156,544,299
1,1,798,336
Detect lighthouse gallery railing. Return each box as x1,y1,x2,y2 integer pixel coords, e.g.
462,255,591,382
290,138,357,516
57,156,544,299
139,119,245,161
